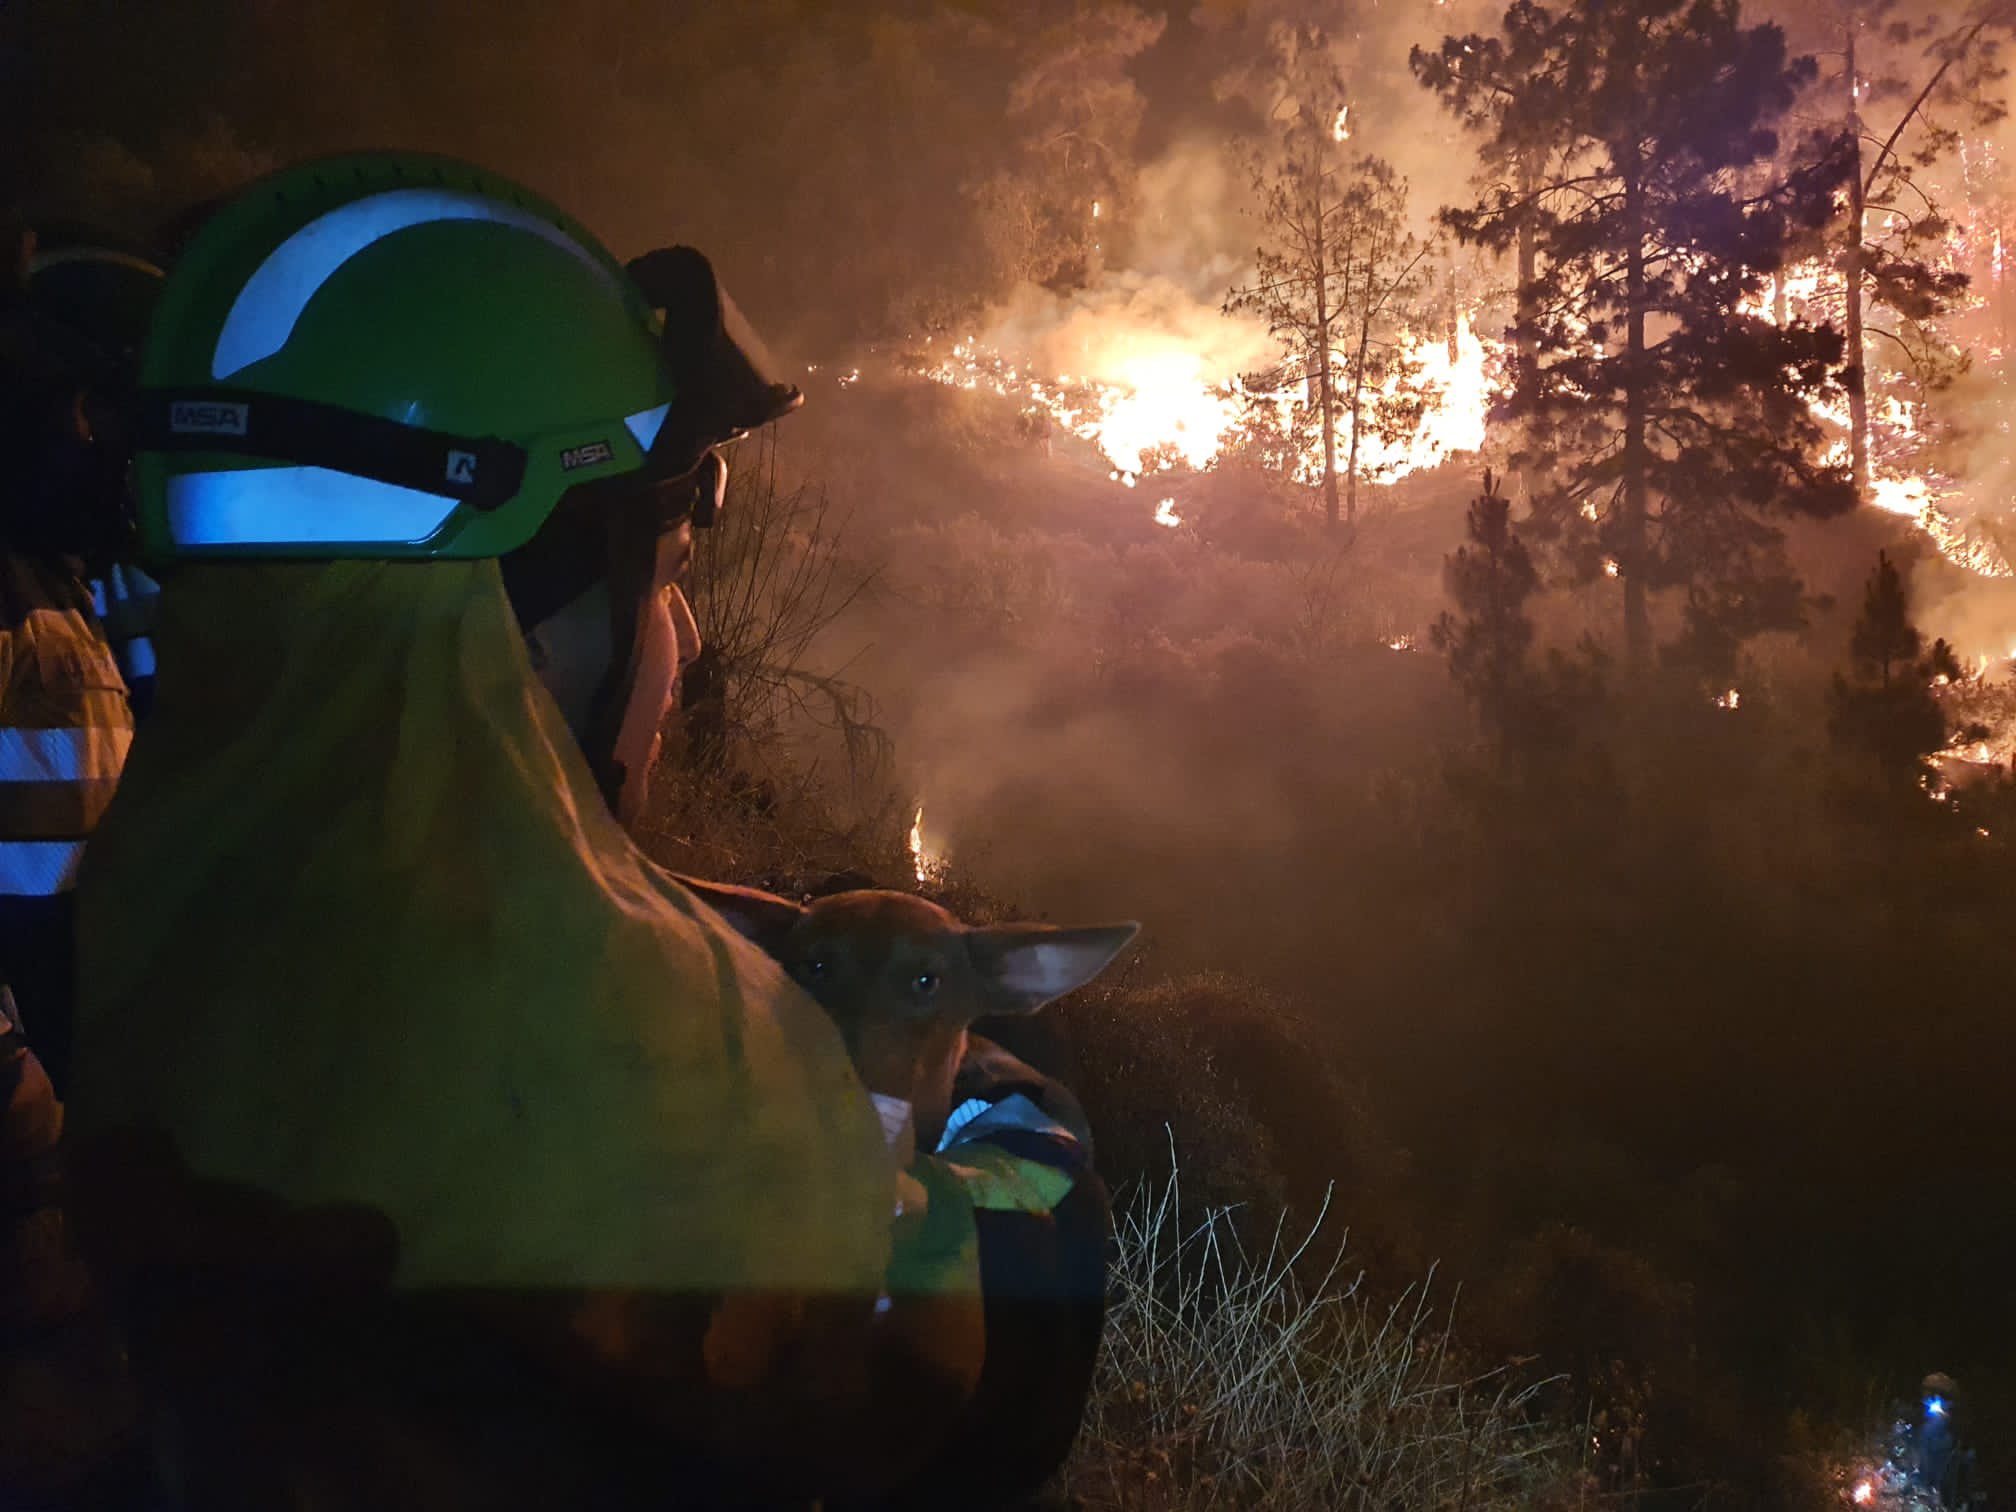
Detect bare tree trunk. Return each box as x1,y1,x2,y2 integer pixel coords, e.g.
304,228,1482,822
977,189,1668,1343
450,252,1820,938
1622,151,1651,668
1845,21,1871,506
1772,268,1788,326
1347,306,1372,526
1315,213,1340,530
1445,263,1460,364
2000,222,2011,353
1514,150,1541,502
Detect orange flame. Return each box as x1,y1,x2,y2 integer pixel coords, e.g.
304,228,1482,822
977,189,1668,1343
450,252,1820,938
908,806,931,885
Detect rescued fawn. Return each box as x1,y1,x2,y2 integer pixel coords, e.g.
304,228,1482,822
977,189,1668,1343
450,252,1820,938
675,881,1138,1157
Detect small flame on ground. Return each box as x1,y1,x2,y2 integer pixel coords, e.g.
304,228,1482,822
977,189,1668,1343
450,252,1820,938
1332,105,1351,142
1153,497,1182,528
1385,634,1416,651
1852,1481,1874,1507
1715,688,1740,710
908,805,947,885
1603,557,1621,578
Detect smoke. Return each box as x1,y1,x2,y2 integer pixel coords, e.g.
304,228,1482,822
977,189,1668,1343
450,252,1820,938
977,270,1274,389
1125,135,1260,288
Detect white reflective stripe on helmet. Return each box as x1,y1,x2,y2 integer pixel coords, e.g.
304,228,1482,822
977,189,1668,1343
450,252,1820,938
0,727,134,785
0,839,87,896
624,402,671,452
166,467,462,547
212,188,618,380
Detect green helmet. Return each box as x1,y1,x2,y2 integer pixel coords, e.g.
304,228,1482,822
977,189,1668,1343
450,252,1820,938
133,153,789,560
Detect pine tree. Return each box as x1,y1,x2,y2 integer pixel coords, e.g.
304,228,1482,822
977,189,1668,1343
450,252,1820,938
1227,38,1435,529
1829,549,1959,780
1778,1,2003,502
1432,470,1540,749
1417,0,1858,669
971,3,1167,299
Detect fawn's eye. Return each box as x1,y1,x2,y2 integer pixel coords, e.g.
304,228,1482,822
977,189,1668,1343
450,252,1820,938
910,971,941,1000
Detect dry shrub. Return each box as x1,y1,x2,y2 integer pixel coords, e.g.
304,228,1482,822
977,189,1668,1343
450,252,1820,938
1051,977,1289,1217
1061,1146,1580,1511
1052,975,1417,1268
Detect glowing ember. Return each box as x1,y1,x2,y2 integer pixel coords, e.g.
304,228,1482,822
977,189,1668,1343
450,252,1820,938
1852,1481,1874,1507
1153,497,1182,528
1714,688,1740,710
1385,634,1416,651
1603,557,1621,578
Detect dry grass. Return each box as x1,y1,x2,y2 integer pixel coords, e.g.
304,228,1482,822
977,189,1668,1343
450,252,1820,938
1061,1142,1581,1511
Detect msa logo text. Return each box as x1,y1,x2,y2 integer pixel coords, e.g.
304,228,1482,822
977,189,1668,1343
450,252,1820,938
560,440,614,472
169,401,249,436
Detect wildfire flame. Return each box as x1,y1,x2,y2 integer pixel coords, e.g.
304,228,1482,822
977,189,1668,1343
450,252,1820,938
1332,105,1351,142
907,804,945,885
1153,497,1182,527
1743,258,2010,581
1870,476,2013,579
918,311,1492,495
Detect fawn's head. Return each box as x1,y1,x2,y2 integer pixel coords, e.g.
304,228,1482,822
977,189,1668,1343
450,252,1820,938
680,881,1138,1151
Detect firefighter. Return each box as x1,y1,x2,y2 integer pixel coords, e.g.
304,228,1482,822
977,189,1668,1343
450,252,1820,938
0,229,157,1101
0,226,162,1507
20,232,164,718
63,154,983,1510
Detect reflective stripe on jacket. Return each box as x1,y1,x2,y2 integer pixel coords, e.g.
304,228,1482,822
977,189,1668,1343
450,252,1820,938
0,552,134,897
90,563,160,710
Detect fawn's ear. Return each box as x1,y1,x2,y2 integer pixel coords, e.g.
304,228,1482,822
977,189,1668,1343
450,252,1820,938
676,876,805,954
967,921,1141,1015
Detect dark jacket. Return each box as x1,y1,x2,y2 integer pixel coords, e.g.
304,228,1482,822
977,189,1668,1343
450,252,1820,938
865,1034,1110,1511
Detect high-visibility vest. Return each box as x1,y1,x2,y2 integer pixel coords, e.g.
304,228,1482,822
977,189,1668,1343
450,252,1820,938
0,553,134,899
90,563,159,713
937,1091,1082,1215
